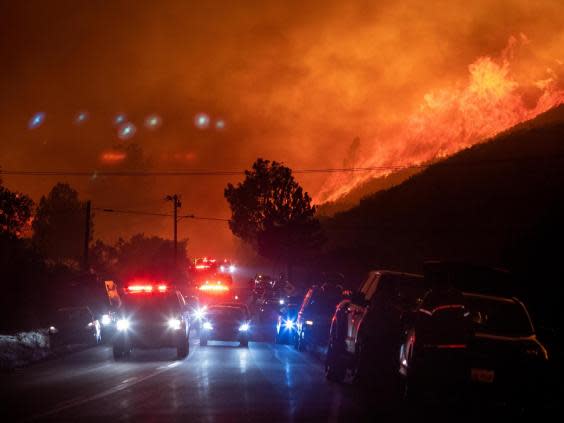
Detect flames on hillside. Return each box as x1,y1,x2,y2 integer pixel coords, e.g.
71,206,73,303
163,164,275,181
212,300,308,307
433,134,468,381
317,35,564,204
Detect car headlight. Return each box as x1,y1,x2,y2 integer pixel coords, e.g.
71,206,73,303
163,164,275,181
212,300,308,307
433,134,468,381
279,299,285,305
203,321,213,330
284,319,295,330
229,265,236,273
116,318,130,331
101,314,112,326
49,326,58,334
239,323,250,332
168,318,182,330
305,320,314,326
193,307,206,321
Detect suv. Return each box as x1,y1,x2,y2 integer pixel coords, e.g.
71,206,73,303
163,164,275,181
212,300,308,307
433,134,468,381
399,289,549,405
295,284,343,352
112,283,191,360
325,271,425,384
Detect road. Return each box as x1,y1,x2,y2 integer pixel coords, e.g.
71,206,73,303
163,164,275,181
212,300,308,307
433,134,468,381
0,334,385,422
1,332,552,422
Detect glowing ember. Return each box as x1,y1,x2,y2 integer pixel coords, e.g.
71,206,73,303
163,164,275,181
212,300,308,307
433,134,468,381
317,36,564,203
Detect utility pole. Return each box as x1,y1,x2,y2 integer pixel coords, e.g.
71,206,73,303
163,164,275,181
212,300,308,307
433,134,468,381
165,194,182,267
83,200,91,271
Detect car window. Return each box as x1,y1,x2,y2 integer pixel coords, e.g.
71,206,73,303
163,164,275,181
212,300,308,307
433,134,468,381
208,307,245,320
123,295,180,315
465,296,533,337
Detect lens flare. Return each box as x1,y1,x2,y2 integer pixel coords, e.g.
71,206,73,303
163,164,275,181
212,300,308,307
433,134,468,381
74,111,89,125
144,114,162,129
114,114,126,125
194,113,210,129
28,112,45,129
117,122,136,140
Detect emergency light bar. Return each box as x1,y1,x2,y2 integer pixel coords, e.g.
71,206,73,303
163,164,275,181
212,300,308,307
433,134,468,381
127,283,168,293
199,284,229,292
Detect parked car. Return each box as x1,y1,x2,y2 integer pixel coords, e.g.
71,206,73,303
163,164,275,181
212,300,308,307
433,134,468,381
325,270,425,385
399,289,549,407
295,284,343,352
49,306,101,346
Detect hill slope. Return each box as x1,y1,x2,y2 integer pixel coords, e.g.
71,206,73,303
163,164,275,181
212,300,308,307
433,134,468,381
321,104,564,318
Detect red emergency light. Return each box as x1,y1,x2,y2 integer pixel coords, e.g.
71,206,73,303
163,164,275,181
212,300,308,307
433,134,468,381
127,282,169,293
199,281,229,292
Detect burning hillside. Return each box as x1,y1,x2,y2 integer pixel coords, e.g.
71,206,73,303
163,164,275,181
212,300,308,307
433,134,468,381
317,35,564,203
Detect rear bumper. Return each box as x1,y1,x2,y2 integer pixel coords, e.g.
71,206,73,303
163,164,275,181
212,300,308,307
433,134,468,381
201,327,249,342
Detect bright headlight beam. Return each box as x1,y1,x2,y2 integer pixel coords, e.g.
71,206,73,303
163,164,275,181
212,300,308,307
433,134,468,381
101,314,111,326
239,323,250,332
203,321,213,330
116,319,130,331
168,318,182,330
284,319,294,330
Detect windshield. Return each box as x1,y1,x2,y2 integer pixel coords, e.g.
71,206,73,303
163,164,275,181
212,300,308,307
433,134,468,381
465,296,534,337
207,307,246,320
123,295,180,316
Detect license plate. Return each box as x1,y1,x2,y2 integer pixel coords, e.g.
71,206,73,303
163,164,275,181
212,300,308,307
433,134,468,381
470,368,495,383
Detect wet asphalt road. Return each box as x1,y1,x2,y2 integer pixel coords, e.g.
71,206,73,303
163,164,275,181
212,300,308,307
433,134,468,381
0,334,375,422
1,330,556,422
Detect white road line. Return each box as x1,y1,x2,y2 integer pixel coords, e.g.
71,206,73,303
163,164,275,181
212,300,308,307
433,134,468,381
25,354,192,421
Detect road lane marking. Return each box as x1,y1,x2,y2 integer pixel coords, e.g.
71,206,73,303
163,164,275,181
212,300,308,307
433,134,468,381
25,355,192,421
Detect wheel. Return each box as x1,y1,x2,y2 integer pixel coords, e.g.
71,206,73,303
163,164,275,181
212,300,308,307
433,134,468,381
177,338,189,359
200,338,208,346
113,345,126,360
325,340,346,382
240,340,249,348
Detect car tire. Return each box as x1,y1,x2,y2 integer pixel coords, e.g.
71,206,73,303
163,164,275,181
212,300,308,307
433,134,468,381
325,341,346,382
177,339,189,359
200,338,208,346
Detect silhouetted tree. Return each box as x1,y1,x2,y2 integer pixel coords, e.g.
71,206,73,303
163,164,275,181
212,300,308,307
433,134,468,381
0,178,34,237
224,159,324,278
32,183,91,263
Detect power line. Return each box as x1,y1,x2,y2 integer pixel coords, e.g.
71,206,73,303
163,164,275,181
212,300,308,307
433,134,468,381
2,153,564,178
94,207,229,222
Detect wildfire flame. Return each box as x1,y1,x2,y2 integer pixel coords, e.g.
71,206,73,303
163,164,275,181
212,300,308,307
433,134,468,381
317,35,564,204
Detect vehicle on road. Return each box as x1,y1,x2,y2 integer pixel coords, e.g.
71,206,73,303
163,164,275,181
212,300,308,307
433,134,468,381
49,306,101,346
399,289,549,406
200,305,251,347
325,271,425,385
295,284,343,352
275,302,300,344
112,282,191,360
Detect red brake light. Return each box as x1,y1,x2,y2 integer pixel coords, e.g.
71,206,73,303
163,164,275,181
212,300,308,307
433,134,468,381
157,284,168,292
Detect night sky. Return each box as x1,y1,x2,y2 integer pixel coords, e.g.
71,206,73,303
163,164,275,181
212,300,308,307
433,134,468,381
1,0,563,255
